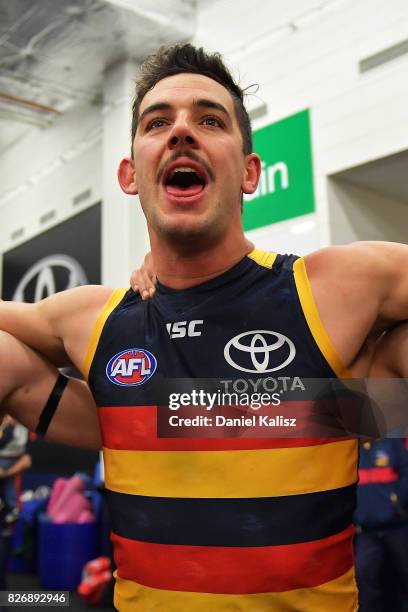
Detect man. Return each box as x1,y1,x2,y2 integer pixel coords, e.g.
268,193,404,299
354,435,408,612
0,415,30,511
0,415,31,596
0,44,408,610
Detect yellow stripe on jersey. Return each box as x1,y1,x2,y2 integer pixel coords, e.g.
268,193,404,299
103,439,358,498
293,258,352,379
113,567,358,612
82,288,127,380
247,248,277,269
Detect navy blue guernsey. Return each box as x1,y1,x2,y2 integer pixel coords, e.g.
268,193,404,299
84,249,358,612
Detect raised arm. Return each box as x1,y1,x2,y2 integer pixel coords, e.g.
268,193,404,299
0,331,101,450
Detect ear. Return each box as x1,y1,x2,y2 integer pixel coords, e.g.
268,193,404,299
241,153,261,195
117,158,138,195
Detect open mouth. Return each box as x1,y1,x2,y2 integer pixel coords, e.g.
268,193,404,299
164,166,207,198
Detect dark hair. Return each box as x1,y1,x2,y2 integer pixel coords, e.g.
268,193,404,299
131,44,252,155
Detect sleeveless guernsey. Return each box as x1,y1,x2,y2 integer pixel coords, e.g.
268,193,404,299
83,249,358,612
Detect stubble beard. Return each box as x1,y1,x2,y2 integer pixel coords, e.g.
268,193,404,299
148,200,229,255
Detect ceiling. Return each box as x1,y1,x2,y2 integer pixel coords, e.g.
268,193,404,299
0,0,197,154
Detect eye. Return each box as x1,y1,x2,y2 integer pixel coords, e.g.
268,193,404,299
201,116,223,127
147,118,168,130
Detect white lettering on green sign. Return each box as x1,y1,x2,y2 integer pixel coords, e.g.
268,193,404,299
243,109,315,231
244,161,289,202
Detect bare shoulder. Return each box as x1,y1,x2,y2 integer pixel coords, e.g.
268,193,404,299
0,285,123,369
296,242,408,368
0,284,116,332
305,240,408,290
304,240,408,325
43,285,124,368
302,241,387,324
36,284,118,339
37,284,115,315
304,241,405,278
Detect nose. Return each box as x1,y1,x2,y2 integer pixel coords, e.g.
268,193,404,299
167,118,198,150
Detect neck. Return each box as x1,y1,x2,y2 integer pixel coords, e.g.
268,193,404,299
150,231,253,290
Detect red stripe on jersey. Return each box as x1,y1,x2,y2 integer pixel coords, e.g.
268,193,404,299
111,525,355,594
99,406,352,451
359,467,398,484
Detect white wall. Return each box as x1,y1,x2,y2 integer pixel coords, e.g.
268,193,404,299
0,104,102,253
0,60,149,288
194,0,408,253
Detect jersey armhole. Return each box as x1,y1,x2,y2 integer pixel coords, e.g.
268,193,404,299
293,257,352,379
81,288,128,381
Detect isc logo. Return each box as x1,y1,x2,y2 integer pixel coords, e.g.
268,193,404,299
106,348,157,387
166,320,203,338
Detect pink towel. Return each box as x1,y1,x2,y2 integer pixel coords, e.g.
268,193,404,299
77,510,96,524
53,492,91,523
47,478,67,516
48,475,85,521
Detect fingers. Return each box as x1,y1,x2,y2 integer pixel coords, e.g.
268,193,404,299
130,268,139,292
131,266,157,300
130,252,157,300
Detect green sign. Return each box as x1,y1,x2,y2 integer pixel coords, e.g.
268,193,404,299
243,109,315,231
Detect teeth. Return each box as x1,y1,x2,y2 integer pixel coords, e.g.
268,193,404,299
165,165,206,186
172,167,196,174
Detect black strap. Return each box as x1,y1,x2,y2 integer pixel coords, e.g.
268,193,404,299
35,373,69,437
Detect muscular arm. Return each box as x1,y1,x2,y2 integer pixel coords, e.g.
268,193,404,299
0,284,114,368
0,331,101,450
305,241,408,368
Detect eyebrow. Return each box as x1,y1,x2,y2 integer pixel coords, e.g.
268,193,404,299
139,102,172,124
193,98,230,118
138,98,231,125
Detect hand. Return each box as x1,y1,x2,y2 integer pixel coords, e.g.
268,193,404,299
0,468,7,478
130,252,156,300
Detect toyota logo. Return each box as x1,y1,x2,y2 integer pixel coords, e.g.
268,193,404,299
224,330,296,373
13,255,88,302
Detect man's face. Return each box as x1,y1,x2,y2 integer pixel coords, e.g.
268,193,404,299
128,73,258,248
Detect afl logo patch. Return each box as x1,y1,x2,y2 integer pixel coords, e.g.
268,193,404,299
106,348,157,387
